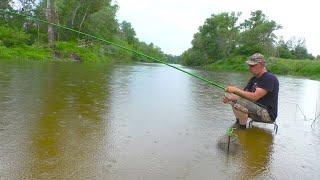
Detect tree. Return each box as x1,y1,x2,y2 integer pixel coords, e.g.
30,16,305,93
120,21,136,45
239,10,281,56
53,0,112,40
291,39,312,59
0,0,12,25
85,4,119,40
286,38,314,59
182,12,240,65
275,37,294,59
46,0,55,47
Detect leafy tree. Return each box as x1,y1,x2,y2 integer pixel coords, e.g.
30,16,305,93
0,26,30,47
181,48,207,66
165,54,181,64
239,10,281,56
134,42,165,62
275,37,294,59
0,1,12,26
85,4,119,40
182,12,240,65
47,0,111,40
291,38,314,59
120,21,136,45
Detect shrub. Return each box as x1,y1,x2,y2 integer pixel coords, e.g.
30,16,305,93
0,26,30,47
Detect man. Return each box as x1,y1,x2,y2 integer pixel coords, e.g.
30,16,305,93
223,53,279,128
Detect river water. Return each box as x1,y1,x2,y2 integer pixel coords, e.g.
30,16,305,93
0,60,320,179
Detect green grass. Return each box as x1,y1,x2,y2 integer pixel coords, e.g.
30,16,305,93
0,41,135,63
204,56,320,81
268,58,320,80
0,45,52,60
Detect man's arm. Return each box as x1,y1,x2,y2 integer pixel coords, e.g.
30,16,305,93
225,86,267,102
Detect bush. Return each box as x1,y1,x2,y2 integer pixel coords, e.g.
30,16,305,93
0,26,30,47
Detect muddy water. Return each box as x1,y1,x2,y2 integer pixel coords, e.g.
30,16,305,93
0,60,319,179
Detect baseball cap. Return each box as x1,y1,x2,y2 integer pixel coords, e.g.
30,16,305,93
246,53,265,65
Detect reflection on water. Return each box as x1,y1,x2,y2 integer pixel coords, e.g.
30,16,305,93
0,60,320,179
235,127,273,179
217,126,274,179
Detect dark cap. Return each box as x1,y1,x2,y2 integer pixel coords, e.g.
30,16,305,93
246,53,265,65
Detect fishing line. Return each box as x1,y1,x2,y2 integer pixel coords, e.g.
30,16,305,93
1,9,267,109
0,9,225,90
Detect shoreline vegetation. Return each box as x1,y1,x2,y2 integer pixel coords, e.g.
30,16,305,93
204,56,320,81
1,43,320,81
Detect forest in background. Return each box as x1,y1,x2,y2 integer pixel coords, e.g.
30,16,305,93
0,0,174,62
182,10,319,66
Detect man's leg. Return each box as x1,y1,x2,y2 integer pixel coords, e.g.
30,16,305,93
232,107,249,127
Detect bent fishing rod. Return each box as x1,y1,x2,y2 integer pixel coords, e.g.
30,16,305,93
1,9,264,108
0,9,224,90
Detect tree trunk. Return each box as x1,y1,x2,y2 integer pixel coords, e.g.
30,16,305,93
46,0,55,47
77,7,88,40
71,5,80,28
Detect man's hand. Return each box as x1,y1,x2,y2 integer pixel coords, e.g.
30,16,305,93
222,93,239,104
225,86,241,94
222,96,230,103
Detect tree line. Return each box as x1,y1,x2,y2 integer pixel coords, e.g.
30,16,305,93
0,0,168,62
0,1,318,64
182,11,318,66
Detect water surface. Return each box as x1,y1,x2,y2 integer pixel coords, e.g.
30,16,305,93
0,60,319,179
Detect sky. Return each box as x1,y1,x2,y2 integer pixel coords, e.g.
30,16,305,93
115,0,319,56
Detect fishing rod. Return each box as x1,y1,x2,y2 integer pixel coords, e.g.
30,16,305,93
0,9,225,90
1,9,265,109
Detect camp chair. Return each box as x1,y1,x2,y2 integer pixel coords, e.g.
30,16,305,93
248,120,278,134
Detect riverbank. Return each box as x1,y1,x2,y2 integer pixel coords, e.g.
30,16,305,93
204,56,320,81
0,41,136,63
1,43,320,81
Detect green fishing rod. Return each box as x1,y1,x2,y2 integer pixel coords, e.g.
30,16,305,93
0,9,225,90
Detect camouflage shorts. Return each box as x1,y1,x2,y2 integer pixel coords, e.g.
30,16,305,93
233,100,272,123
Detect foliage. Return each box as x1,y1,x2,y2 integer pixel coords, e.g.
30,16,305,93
0,44,51,60
238,10,281,56
204,55,248,72
205,56,320,80
182,12,240,65
181,10,317,67
0,0,166,63
275,37,314,60
134,42,166,62
165,54,181,64
84,4,119,40
120,21,137,45
0,26,31,47
1,1,318,75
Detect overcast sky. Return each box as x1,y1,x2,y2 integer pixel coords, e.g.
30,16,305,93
115,0,319,56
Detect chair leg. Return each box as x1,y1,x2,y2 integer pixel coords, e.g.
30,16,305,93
248,120,253,128
274,123,278,134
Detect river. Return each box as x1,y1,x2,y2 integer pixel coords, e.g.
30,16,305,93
0,60,320,179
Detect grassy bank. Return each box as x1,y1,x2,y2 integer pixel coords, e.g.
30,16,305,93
204,56,320,81
0,41,135,63
0,26,166,63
